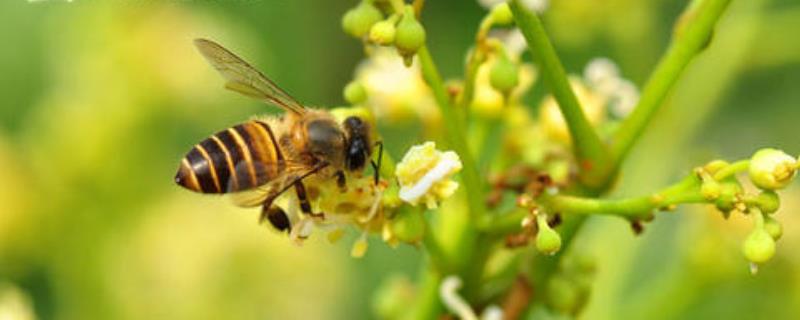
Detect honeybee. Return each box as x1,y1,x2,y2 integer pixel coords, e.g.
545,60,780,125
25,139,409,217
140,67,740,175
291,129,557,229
175,38,382,233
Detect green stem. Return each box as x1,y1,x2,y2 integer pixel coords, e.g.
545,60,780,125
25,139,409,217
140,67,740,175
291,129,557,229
415,45,488,319
509,0,612,190
417,46,486,221
611,0,733,163
713,160,749,180
541,174,702,220
422,212,452,274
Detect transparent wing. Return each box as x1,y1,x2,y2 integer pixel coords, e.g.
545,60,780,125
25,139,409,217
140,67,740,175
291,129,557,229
229,161,329,208
229,170,304,208
194,38,307,115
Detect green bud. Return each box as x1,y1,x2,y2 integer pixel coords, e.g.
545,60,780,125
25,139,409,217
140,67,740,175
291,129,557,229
536,215,562,255
390,210,425,244
755,191,780,214
764,216,783,240
489,54,520,95
489,3,514,25
749,148,797,190
369,19,396,45
700,179,721,200
703,160,729,175
395,5,426,58
715,179,743,214
742,227,776,264
342,0,383,38
343,80,367,104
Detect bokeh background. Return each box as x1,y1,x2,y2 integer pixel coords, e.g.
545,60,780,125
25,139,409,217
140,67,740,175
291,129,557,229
1,0,799,319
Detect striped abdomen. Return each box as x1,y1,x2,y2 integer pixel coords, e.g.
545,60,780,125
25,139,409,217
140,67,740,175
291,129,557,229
175,120,285,193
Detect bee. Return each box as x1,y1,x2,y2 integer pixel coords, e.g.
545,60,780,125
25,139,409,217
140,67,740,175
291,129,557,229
175,38,382,233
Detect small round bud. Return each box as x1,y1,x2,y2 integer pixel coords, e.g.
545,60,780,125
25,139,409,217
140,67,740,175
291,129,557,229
489,55,520,95
489,3,514,25
755,190,780,214
390,210,425,244
395,5,426,57
535,215,561,255
369,19,397,45
748,148,797,190
703,160,729,175
742,227,776,264
715,179,743,213
700,179,721,200
343,81,368,104
342,1,383,38
764,216,783,240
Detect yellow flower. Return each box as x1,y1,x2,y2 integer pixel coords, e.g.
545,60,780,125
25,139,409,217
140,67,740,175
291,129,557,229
395,142,463,209
355,47,439,125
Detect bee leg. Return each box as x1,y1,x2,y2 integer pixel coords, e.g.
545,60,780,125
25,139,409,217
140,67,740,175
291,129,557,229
260,205,291,233
335,170,347,192
369,141,384,185
294,181,325,219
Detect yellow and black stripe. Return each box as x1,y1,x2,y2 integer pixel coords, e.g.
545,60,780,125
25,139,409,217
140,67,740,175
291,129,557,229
175,120,284,194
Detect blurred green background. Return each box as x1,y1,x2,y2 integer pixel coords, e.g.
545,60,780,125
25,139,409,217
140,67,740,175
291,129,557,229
1,0,799,319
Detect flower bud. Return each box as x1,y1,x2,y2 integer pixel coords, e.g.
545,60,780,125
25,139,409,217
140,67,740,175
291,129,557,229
535,215,561,255
390,210,425,244
748,148,797,190
700,179,721,200
703,160,729,175
395,5,426,58
489,54,519,96
755,190,780,214
369,19,397,45
343,80,368,104
714,178,743,214
764,215,783,240
342,0,383,38
742,227,776,264
489,3,514,25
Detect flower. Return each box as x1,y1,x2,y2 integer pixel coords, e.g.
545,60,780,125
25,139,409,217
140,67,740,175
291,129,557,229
395,142,463,209
748,148,798,190
583,57,639,118
354,47,439,125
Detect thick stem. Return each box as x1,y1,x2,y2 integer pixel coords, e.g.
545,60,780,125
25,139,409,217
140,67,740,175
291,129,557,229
509,0,613,190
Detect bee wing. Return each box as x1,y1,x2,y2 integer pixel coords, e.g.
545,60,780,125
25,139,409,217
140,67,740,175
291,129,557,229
194,38,307,115
229,161,327,208
229,171,303,208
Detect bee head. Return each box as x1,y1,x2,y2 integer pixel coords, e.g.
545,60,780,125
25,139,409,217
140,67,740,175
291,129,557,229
343,116,372,171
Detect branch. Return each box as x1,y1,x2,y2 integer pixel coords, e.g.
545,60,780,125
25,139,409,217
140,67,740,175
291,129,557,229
509,0,613,190
611,0,733,163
